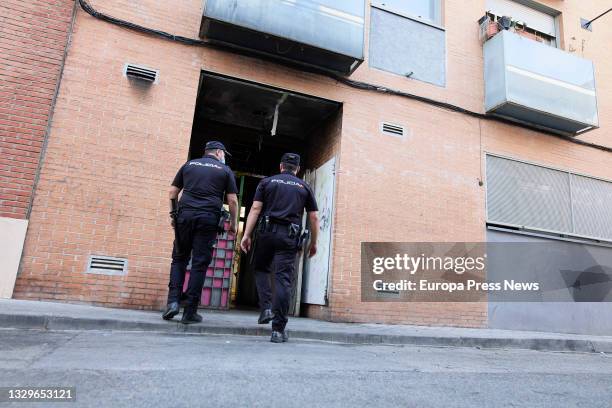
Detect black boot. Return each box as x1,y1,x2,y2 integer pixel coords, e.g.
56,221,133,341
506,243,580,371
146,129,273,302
162,302,180,320
258,309,274,324
270,330,286,343
181,305,203,324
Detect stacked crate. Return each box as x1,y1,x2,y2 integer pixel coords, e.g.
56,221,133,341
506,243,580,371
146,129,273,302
182,220,235,309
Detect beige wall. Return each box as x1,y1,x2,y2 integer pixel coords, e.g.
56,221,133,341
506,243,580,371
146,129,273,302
0,217,28,299
13,0,612,326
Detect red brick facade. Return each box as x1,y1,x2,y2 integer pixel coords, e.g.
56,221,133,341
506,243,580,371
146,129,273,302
11,0,612,327
0,0,74,219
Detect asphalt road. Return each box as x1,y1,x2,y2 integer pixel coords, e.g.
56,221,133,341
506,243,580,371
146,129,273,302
0,328,610,407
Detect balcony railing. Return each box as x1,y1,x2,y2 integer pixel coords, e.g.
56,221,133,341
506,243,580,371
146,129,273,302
200,0,365,75
484,30,598,136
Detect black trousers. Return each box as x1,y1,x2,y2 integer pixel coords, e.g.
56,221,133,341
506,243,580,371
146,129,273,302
167,209,218,311
253,229,298,332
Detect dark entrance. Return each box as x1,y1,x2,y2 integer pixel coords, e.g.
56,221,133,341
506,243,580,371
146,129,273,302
188,71,341,309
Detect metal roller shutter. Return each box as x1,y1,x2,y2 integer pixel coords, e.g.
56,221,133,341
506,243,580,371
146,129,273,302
571,174,612,240
486,155,572,233
486,155,612,242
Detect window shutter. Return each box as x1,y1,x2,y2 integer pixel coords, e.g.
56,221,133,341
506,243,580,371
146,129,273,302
486,0,556,36
486,155,612,242
486,155,572,233
571,175,612,240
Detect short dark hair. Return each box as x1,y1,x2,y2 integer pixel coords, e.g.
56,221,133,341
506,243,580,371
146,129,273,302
204,148,220,156
281,162,299,173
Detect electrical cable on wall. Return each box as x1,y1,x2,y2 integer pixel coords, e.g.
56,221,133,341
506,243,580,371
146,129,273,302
76,0,612,154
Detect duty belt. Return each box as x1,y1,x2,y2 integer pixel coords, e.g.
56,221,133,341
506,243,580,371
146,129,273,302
258,216,300,238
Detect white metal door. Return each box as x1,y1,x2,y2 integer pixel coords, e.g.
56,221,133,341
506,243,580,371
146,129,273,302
302,157,336,305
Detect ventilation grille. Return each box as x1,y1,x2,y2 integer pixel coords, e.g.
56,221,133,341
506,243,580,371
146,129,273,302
124,63,158,83
86,255,128,276
381,122,405,137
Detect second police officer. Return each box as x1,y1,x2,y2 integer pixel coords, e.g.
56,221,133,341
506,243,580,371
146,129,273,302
240,153,319,343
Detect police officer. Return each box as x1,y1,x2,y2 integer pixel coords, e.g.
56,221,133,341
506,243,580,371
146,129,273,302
163,141,238,324
240,153,319,343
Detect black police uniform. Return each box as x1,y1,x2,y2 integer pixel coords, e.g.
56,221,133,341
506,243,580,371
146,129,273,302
166,145,237,318
252,154,318,334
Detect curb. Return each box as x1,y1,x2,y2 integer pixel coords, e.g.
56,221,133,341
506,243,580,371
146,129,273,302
1,313,610,353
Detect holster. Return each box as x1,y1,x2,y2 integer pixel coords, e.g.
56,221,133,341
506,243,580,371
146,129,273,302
297,229,310,250
257,216,271,233
288,223,300,239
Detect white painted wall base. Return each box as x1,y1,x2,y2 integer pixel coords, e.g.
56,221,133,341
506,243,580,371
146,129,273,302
0,217,28,299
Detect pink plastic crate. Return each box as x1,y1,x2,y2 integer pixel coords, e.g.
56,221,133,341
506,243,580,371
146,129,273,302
201,287,211,306
179,220,235,309
221,289,228,306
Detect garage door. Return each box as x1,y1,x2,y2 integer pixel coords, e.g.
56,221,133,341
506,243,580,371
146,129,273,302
487,228,612,335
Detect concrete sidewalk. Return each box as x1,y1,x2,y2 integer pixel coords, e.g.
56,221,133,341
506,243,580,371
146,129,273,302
1,299,612,353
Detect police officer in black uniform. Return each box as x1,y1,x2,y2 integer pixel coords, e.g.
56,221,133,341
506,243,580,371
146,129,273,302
240,153,319,343
163,141,238,324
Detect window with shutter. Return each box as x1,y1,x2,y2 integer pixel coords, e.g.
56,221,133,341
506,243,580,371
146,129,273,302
485,0,559,47
486,155,612,243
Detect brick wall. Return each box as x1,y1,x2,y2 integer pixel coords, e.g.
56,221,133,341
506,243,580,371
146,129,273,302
13,0,612,328
0,0,74,219
13,3,202,309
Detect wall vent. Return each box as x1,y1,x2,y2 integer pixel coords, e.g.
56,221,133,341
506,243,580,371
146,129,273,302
123,63,158,83
86,255,128,276
381,122,405,137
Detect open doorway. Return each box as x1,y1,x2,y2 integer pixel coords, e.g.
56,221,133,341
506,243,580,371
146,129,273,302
188,71,342,311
